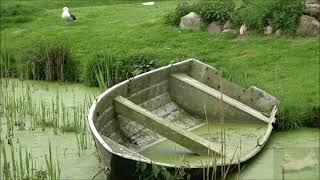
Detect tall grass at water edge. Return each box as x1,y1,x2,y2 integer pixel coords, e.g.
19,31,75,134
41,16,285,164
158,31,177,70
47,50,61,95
0,40,76,82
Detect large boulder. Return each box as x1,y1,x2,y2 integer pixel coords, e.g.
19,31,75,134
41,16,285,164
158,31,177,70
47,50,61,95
179,12,203,30
208,21,222,33
305,3,320,16
297,15,320,36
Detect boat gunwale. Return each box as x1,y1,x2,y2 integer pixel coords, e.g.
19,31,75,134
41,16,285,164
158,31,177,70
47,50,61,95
88,59,277,168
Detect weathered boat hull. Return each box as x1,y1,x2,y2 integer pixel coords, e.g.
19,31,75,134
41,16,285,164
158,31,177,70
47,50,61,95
88,59,278,179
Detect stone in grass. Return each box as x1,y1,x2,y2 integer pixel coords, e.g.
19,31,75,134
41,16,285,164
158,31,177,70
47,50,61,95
208,21,222,33
179,12,203,30
275,29,282,36
305,4,320,16
239,24,247,36
264,25,273,35
297,15,320,36
306,0,319,5
223,20,231,30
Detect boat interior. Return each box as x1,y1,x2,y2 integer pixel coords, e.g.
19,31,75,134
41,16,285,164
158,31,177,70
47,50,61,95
91,60,278,166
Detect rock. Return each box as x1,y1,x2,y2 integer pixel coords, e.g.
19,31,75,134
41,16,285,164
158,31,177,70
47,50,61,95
208,21,222,33
297,15,320,36
306,0,319,5
305,4,320,16
239,24,247,36
264,25,273,35
275,29,282,36
179,12,203,30
223,20,231,30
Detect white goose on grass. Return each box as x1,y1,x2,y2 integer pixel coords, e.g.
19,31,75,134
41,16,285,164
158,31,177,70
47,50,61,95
61,7,77,22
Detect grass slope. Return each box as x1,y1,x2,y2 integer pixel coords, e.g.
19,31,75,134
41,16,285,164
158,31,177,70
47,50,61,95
1,0,319,128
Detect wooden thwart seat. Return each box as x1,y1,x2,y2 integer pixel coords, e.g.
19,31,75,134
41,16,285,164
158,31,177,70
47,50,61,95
170,73,270,123
114,96,228,157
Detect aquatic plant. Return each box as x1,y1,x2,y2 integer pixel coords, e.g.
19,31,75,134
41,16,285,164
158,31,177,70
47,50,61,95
135,162,176,180
45,141,61,180
0,142,49,180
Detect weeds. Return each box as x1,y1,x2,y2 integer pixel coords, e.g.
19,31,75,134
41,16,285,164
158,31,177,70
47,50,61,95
233,0,304,31
25,40,73,81
45,141,61,180
86,51,157,88
0,47,16,78
1,142,55,180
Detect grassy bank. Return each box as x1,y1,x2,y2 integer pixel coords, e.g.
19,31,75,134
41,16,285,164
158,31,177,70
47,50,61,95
1,0,319,129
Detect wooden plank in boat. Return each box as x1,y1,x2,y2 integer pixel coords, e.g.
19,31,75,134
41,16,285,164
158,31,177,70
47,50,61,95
114,96,227,157
170,73,270,123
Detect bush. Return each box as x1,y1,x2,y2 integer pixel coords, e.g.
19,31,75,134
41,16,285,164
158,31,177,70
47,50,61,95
164,0,304,31
270,0,304,30
196,0,235,24
165,0,235,26
233,0,304,31
232,0,274,30
165,2,194,26
25,40,76,81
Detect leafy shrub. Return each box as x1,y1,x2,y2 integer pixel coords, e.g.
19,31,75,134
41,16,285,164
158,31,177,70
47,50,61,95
165,0,235,26
270,0,304,30
316,11,320,21
196,0,235,24
232,0,274,30
233,0,304,31
165,2,194,26
85,51,157,88
25,40,76,81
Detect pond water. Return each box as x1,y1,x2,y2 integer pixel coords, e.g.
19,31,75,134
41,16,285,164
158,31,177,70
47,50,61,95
0,78,106,179
1,79,319,179
140,122,267,166
227,128,319,180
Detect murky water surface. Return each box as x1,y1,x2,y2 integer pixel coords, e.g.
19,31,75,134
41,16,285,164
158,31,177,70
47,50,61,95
1,79,319,179
140,122,267,166
1,79,106,179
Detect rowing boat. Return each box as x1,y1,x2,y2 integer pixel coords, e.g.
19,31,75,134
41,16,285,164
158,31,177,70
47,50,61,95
88,59,278,179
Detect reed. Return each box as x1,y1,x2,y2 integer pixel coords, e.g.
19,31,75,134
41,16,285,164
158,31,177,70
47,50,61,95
25,40,72,81
1,143,11,179
0,47,16,78
45,141,61,180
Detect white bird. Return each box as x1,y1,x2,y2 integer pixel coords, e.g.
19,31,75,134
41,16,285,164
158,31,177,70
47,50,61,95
142,2,155,6
61,7,77,22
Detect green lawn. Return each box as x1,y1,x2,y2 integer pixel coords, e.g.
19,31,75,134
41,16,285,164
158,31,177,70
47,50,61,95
1,0,319,128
